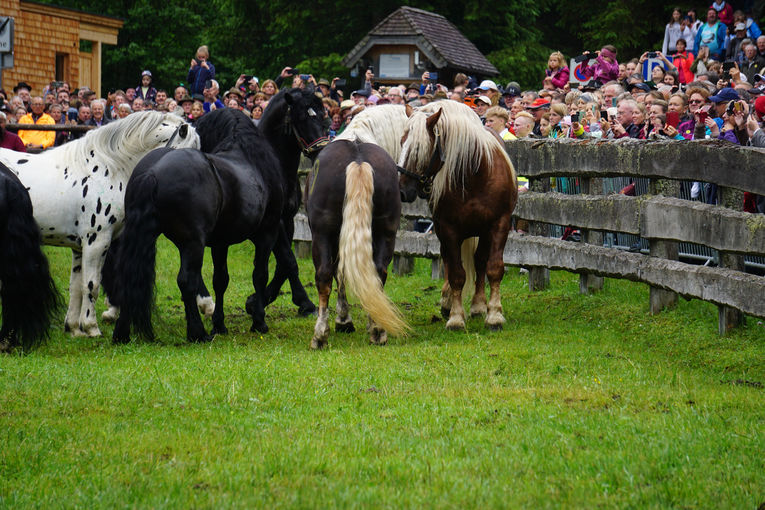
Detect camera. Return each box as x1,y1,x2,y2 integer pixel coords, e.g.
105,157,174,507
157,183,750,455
286,68,297,76
204,79,213,89
367,65,374,72
726,100,743,115
574,53,590,63
243,75,253,83
299,74,311,81
334,78,346,88
647,51,657,58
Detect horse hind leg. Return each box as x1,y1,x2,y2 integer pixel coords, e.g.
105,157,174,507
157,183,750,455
334,278,355,333
311,273,332,350
177,242,211,342
485,225,511,331
470,237,490,318
101,240,120,323
209,245,228,335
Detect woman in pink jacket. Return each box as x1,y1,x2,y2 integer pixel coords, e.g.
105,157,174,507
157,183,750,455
544,51,570,90
581,45,620,85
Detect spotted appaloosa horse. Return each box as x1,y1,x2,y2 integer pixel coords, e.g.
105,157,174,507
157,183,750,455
0,112,199,337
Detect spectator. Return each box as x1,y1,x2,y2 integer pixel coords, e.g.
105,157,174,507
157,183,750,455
477,80,500,105
671,39,695,84
155,89,168,107
251,104,264,126
663,8,692,55
694,9,727,60
0,111,26,151
668,92,690,121
685,10,703,52
132,98,146,112
260,79,278,100
710,0,733,27
708,87,739,123
202,80,224,112
78,104,92,124
734,10,762,40
126,88,137,102
581,45,619,85
539,113,552,137
513,112,536,137
116,104,132,119
13,82,31,110
189,99,205,124
544,51,570,90
610,98,641,138
474,95,491,122
386,87,405,105
87,100,109,127
174,85,189,103
739,43,764,83
679,86,711,139
187,45,215,97
726,22,750,62
484,106,514,141
527,97,551,135
757,35,765,60
691,45,712,76
174,94,193,119
17,96,55,149
744,96,765,212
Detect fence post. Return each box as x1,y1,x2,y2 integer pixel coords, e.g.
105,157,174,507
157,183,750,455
293,241,311,259
528,177,550,291
718,186,746,334
648,179,679,314
578,177,604,294
431,258,444,279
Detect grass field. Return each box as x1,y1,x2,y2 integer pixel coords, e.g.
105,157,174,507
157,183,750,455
1,238,764,509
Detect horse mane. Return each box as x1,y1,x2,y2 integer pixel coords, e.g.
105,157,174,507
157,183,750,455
56,111,190,176
401,100,516,208
196,107,266,156
335,104,407,161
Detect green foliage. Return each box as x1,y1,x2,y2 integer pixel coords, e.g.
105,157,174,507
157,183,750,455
293,53,348,83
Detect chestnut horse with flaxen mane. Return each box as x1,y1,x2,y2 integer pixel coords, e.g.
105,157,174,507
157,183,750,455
398,101,517,331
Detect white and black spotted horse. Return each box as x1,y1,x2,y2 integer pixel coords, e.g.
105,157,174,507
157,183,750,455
0,111,200,337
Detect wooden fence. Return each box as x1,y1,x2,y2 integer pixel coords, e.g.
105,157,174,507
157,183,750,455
295,138,765,335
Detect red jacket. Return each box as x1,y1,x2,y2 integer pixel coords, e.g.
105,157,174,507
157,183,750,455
712,2,734,26
671,51,695,84
0,130,26,152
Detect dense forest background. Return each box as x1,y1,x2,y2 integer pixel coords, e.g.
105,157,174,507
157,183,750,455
37,0,765,92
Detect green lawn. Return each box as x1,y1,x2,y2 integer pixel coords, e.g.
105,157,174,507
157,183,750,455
1,238,763,509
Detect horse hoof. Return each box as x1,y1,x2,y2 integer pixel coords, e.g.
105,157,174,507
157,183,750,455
245,294,256,315
112,334,130,345
369,331,388,345
250,322,269,334
335,321,355,333
102,307,119,323
487,323,503,332
189,334,213,343
311,337,328,350
298,302,317,317
440,306,451,319
84,326,102,338
72,327,88,338
211,325,228,335
445,317,466,331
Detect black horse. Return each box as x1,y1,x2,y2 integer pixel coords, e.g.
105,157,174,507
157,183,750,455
0,163,59,351
305,140,407,349
112,90,326,343
248,88,329,317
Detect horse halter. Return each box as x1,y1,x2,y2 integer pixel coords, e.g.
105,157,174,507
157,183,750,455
164,123,188,148
284,105,330,156
397,125,446,198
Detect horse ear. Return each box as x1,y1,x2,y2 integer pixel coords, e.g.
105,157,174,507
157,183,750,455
405,104,414,117
179,124,188,139
426,108,442,132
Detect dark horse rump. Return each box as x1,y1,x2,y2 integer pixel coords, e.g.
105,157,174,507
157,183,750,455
112,108,284,343
305,140,406,349
0,163,59,351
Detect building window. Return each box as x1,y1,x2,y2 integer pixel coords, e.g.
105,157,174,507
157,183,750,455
55,53,69,82
379,54,410,78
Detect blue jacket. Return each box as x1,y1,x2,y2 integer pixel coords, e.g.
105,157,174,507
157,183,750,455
694,22,727,59
187,62,216,96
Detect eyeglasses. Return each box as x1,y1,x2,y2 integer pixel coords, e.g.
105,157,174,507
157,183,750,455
689,99,705,104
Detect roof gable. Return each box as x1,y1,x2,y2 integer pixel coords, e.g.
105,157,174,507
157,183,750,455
344,6,498,76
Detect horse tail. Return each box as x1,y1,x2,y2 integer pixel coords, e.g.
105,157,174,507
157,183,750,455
338,161,408,337
113,172,160,340
461,237,478,303
0,180,59,350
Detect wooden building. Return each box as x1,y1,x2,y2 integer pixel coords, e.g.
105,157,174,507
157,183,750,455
0,0,122,97
343,6,498,87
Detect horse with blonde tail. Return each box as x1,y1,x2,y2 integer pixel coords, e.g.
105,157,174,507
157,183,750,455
305,140,407,349
398,101,517,331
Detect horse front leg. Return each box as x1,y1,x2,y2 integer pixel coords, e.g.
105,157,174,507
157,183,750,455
485,223,511,330
177,241,210,342
441,234,467,331
249,231,278,334
470,236,490,318
64,250,84,334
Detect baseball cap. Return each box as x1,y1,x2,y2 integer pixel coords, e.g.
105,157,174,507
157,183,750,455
478,80,498,91
709,87,739,103
735,22,746,31
755,96,765,116
475,95,491,105
528,98,551,109
142,70,152,77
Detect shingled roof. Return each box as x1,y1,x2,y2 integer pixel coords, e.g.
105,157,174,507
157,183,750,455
343,6,498,77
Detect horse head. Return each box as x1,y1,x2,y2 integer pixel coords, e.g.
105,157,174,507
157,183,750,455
398,107,444,202
282,88,329,159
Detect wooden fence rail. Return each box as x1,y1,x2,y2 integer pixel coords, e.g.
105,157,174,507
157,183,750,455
297,137,765,335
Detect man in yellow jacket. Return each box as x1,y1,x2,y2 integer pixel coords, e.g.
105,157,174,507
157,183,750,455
18,96,55,149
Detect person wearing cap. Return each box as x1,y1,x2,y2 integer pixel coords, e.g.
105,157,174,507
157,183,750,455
405,83,420,102
173,94,194,120
473,95,491,122
694,9,727,60
351,88,371,105
477,80,500,105
17,96,55,150
316,78,331,98
136,70,158,104
13,82,31,110
526,98,550,135
726,22,750,62
709,86,739,122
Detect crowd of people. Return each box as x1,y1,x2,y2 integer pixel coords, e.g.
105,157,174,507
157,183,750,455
0,5,762,212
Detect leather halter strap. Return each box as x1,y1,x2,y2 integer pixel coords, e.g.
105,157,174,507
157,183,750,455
284,105,329,156
396,126,446,196
164,124,183,148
